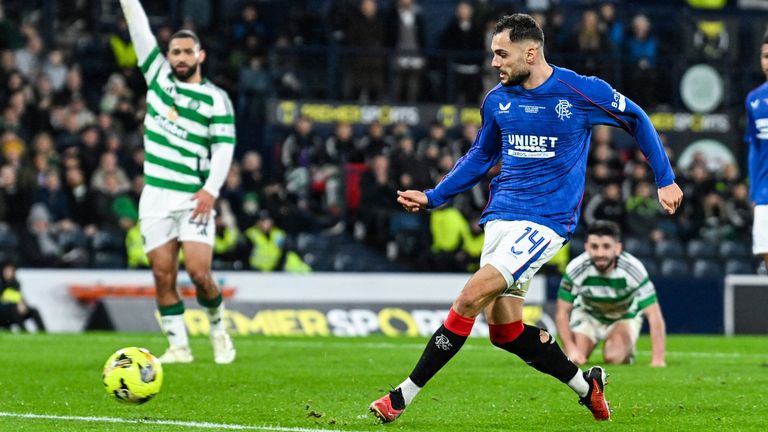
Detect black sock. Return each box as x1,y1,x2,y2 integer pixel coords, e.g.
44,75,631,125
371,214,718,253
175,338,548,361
408,325,468,387
496,324,578,383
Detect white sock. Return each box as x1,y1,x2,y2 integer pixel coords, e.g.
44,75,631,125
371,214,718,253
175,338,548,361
207,303,226,335
160,314,189,348
398,377,421,406
567,370,589,398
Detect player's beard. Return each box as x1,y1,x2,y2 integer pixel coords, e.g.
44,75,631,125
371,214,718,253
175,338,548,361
591,256,616,273
501,69,530,87
172,62,198,81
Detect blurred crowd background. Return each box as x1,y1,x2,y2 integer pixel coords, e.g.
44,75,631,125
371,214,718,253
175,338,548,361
0,0,765,277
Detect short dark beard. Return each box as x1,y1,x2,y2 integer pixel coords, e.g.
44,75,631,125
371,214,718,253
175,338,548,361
172,63,198,81
501,70,530,87
592,257,616,273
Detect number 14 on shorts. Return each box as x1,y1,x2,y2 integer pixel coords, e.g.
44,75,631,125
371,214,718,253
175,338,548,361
511,226,545,255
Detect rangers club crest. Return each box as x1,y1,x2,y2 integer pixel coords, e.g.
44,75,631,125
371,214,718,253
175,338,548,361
555,99,573,120
435,334,453,351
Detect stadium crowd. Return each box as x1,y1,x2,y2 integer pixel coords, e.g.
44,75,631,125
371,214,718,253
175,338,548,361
0,0,762,275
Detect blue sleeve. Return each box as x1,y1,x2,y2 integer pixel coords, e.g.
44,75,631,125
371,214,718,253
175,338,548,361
425,97,502,208
745,97,758,202
579,77,675,188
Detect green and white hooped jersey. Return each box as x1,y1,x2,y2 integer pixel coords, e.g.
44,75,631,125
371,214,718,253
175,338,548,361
139,46,236,194
558,251,657,323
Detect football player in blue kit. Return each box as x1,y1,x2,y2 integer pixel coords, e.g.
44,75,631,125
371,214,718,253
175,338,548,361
369,13,683,423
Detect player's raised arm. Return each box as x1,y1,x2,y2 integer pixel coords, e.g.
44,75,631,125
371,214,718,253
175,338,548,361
120,0,160,71
579,78,683,214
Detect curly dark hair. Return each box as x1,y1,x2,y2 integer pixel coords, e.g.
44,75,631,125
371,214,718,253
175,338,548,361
587,220,622,241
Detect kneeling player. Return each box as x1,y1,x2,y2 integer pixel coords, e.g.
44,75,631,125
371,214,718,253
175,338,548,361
556,221,666,367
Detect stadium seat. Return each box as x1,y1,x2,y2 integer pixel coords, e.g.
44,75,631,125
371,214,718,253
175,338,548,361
655,239,685,259
686,239,717,260
659,257,689,277
691,258,723,278
624,237,653,258
725,259,754,275
718,241,751,260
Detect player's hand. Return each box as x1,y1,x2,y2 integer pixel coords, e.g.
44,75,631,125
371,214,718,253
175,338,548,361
657,183,683,215
651,358,667,368
397,190,428,213
190,188,215,223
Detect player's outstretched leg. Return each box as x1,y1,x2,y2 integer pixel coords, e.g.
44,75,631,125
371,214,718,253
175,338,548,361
579,366,610,420
489,321,610,420
369,307,475,423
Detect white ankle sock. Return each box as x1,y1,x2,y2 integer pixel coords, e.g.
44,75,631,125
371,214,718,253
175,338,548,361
568,370,589,398
398,377,421,405
160,313,189,348
207,303,226,335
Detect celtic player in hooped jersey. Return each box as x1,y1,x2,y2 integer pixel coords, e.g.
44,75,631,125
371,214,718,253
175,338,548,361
120,0,235,364
556,221,666,367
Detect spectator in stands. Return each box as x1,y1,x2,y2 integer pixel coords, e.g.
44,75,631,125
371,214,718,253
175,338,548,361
245,210,310,272
90,151,130,194
568,9,609,77
359,154,399,250
342,0,386,102
625,181,662,241
0,163,31,230
416,121,449,171
598,2,624,54
725,183,753,243
281,116,321,205
324,121,362,164
14,26,42,80
35,168,70,222
583,182,625,230
623,14,658,108
0,261,45,331
386,0,427,102
231,3,269,51
21,203,86,267
212,200,245,269
440,1,485,104
451,123,478,160
357,120,393,159
429,205,470,272
109,18,138,71
391,134,432,192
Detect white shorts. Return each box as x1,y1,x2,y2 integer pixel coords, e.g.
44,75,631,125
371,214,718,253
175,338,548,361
754,205,768,255
480,220,565,298
140,208,215,253
570,307,644,345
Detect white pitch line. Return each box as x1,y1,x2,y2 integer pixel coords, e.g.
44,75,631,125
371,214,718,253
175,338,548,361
0,412,370,432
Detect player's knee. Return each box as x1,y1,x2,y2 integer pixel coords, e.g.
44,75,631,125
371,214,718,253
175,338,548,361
452,293,483,317
187,268,211,287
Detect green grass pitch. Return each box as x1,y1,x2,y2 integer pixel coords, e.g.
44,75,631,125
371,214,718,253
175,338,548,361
0,333,766,431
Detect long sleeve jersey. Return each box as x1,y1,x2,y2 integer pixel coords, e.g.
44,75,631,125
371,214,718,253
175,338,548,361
119,0,236,205
744,82,768,205
425,65,675,239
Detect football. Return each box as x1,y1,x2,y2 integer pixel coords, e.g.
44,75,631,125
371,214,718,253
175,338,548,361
102,347,163,404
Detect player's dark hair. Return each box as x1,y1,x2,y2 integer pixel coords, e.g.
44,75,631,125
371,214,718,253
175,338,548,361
763,29,768,45
170,29,201,47
494,13,544,45
587,220,621,241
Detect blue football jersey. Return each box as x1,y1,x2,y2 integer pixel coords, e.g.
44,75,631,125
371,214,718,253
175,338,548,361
744,82,768,205
425,65,675,240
